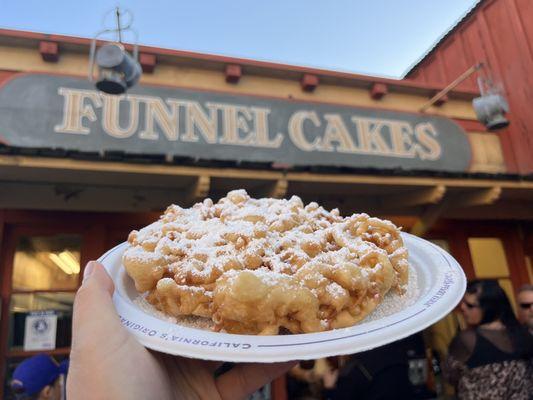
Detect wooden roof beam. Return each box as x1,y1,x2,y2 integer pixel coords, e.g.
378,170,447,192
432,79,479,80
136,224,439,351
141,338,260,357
39,41,59,62
382,185,446,208
268,179,288,199
410,200,450,237
301,74,319,92
454,186,502,207
2,156,532,191
370,83,388,100
256,179,288,199
225,64,242,84
409,186,502,236
139,53,156,73
185,175,210,204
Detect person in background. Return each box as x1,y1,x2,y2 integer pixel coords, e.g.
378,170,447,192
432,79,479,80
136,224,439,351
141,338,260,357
321,336,418,400
444,279,532,400
287,359,329,399
516,284,533,334
10,354,68,400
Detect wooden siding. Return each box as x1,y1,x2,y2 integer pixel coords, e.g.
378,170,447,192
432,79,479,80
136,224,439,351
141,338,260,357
406,0,533,174
468,132,506,173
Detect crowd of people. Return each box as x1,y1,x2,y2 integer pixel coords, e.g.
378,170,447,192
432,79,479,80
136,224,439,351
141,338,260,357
287,281,533,400
287,335,426,400
443,281,532,399
9,262,533,399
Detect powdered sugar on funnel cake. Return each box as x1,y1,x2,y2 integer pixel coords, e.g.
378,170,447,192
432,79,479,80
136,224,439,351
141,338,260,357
123,190,410,335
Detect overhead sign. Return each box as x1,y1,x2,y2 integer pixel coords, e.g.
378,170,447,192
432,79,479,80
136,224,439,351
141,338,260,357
23,310,57,351
0,74,472,172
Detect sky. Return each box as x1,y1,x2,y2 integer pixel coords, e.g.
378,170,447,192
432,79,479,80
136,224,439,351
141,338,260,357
0,0,479,78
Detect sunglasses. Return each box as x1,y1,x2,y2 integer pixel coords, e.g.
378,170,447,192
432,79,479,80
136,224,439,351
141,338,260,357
519,302,533,310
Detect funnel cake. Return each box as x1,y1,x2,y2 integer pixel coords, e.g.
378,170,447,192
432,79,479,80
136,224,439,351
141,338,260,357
122,190,409,335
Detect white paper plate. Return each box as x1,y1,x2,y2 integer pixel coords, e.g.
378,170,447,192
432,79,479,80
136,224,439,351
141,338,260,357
99,233,466,362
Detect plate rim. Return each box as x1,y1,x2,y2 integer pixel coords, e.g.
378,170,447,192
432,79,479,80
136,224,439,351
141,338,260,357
99,232,466,362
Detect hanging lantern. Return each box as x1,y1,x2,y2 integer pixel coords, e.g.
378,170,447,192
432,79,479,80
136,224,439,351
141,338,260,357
95,43,141,94
472,94,509,130
89,8,141,95
472,77,509,130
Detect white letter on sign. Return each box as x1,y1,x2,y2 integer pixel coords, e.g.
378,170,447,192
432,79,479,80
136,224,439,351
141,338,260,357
54,88,102,135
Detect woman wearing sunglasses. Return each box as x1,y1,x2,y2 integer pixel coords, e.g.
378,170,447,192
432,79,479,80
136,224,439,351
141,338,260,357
516,284,533,334
444,279,532,400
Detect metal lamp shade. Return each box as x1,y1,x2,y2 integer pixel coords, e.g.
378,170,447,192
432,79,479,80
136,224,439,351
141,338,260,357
472,94,510,130
95,43,141,95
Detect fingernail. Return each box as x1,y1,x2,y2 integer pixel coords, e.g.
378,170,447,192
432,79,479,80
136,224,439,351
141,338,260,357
83,261,97,282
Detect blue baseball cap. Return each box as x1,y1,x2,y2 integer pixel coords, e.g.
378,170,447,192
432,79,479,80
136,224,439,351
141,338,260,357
10,354,62,397
59,359,69,376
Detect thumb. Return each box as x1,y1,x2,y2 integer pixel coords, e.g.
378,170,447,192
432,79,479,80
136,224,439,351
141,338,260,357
83,260,114,295
71,261,125,354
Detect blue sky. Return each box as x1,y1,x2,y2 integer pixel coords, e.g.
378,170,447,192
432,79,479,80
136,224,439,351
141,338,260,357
0,0,479,78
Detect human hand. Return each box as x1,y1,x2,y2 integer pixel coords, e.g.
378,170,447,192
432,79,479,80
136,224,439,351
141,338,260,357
67,261,296,400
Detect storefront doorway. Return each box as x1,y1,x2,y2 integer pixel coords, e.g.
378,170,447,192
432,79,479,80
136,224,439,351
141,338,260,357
0,210,156,398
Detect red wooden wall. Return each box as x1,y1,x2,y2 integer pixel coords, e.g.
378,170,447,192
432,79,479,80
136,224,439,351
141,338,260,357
406,0,533,175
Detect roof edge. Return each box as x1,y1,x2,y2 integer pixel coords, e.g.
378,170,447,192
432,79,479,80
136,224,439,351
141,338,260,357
402,0,485,78
0,28,479,98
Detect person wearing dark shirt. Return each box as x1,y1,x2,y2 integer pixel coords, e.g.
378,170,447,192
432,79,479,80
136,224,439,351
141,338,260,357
321,336,418,400
444,279,532,400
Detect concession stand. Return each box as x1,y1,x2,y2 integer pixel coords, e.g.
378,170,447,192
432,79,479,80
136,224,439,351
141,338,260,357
0,5,531,396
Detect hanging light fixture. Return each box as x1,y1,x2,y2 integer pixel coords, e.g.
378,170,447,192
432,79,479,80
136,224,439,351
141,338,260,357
472,76,509,130
89,8,142,95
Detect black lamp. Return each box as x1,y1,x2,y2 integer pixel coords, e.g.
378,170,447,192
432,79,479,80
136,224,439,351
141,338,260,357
89,8,141,95
95,43,141,94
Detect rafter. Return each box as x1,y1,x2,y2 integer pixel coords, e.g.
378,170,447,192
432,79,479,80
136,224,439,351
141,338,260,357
256,179,288,199
453,186,502,207
410,200,450,237
383,185,446,208
269,179,288,199
409,186,502,236
185,175,210,203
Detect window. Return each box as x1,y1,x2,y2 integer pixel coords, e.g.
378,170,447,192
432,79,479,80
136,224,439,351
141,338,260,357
468,238,509,278
8,234,82,352
8,293,74,350
12,234,81,291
